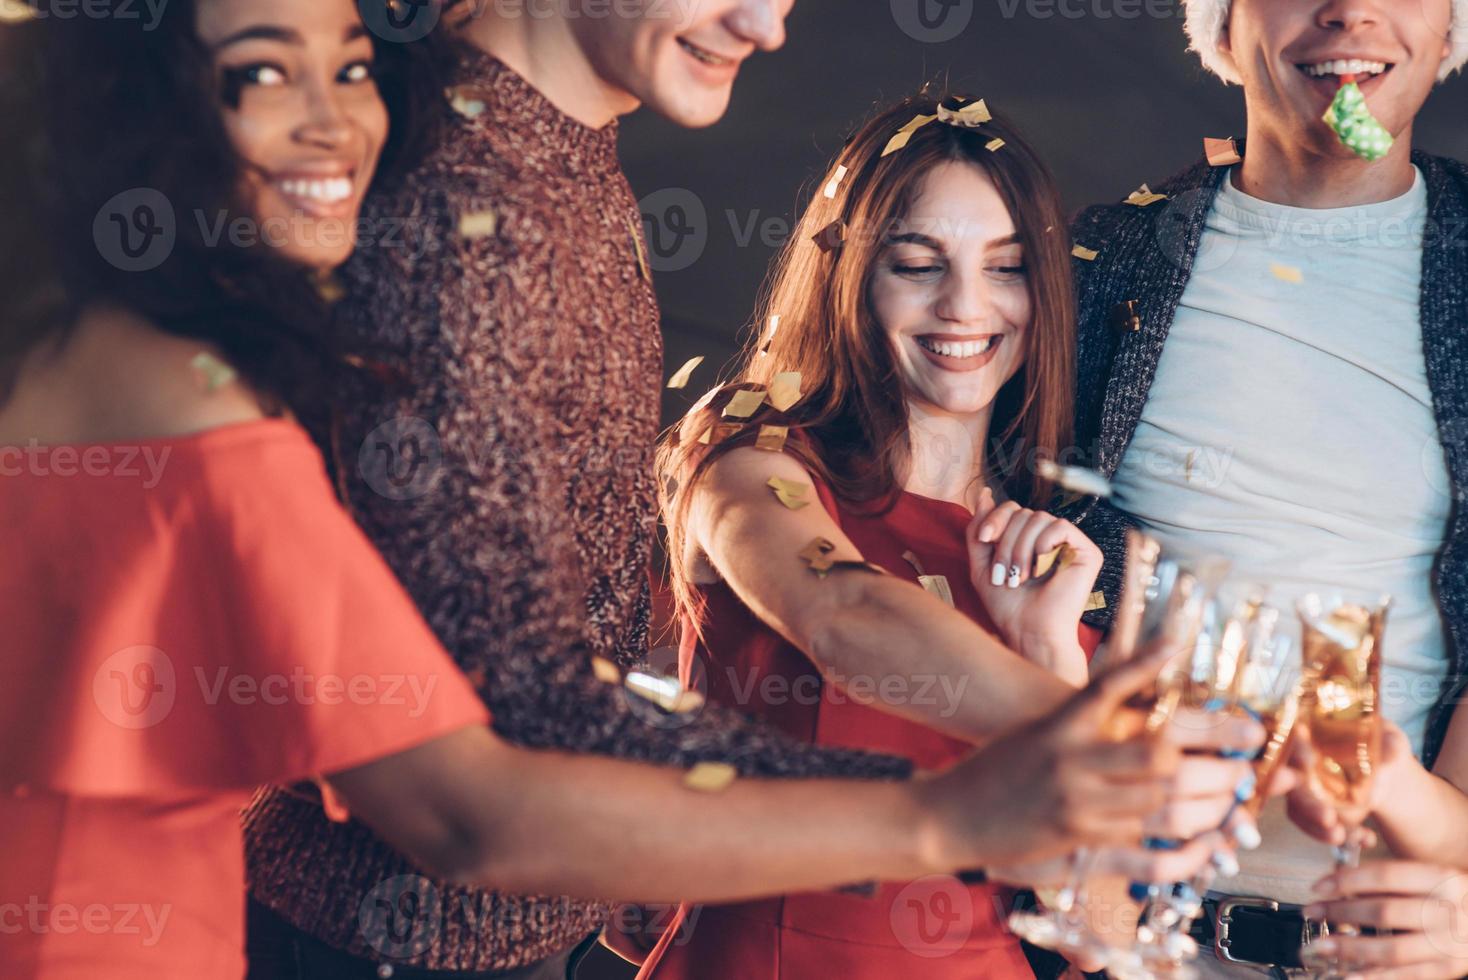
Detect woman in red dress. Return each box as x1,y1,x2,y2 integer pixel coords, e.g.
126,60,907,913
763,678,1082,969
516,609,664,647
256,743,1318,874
648,96,1257,979
0,9,1231,979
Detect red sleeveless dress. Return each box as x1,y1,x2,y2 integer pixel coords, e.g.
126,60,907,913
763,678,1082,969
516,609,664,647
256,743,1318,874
654,475,1101,980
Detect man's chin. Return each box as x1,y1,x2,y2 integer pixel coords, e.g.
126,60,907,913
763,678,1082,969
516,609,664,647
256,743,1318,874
645,88,735,130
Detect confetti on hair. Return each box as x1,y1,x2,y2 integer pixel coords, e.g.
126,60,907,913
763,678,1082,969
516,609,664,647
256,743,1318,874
881,113,937,156
697,423,741,446
768,476,811,510
723,389,768,419
755,425,789,452
936,99,991,128
813,219,847,253
667,355,705,390
768,371,803,412
823,165,850,199
985,138,1006,152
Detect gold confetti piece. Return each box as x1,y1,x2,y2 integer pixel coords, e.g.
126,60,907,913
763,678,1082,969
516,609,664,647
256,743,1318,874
881,113,937,156
723,388,768,419
1072,245,1099,262
190,352,237,394
1124,184,1169,207
625,671,706,714
0,0,36,20
1271,263,1304,284
823,165,850,199
667,355,705,390
755,425,789,452
1085,591,1108,612
813,219,846,253
768,371,803,412
798,536,838,575
918,574,955,606
458,210,499,239
312,271,346,304
697,423,741,446
627,214,652,282
1204,137,1242,167
683,761,738,793
760,314,781,355
767,476,811,510
900,550,927,576
1038,459,1113,498
591,657,621,684
446,85,488,119
1034,543,1075,579
985,137,1006,152
937,99,991,127
1185,449,1197,483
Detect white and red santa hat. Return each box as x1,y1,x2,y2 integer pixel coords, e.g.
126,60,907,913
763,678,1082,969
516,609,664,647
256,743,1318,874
1184,0,1468,84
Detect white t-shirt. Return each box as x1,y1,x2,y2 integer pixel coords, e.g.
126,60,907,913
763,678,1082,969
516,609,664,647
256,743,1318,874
1109,167,1449,903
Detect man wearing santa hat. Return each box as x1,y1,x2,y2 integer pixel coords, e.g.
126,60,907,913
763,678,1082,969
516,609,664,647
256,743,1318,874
1065,0,1468,975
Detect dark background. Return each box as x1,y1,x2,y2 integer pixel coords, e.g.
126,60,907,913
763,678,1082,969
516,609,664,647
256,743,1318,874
581,2,1466,976
621,0,1468,428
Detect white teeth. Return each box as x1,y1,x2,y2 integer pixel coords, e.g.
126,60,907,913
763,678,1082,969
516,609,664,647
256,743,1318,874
1303,59,1387,78
277,176,354,205
917,336,999,358
678,38,731,66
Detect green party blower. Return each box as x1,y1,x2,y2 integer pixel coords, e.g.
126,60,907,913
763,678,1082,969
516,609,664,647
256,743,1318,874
1323,73,1394,162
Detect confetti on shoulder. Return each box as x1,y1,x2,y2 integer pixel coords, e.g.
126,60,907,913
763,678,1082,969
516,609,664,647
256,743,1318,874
798,536,838,575
768,476,810,510
1072,245,1099,262
755,425,789,452
1271,263,1304,284
1124,184,1169,207
591,657,621,684
459,210,499,239
667,355,704,389
684,762,738,793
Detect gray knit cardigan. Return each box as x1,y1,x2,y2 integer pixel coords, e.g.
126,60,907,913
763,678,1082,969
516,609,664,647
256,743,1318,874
1063,148,1468,767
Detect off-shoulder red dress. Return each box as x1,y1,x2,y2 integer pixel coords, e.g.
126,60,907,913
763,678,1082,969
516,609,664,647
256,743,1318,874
654,475,1103,980
0,420,489,979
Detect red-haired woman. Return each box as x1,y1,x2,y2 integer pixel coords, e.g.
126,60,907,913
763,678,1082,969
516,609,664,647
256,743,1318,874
649,95,1254,979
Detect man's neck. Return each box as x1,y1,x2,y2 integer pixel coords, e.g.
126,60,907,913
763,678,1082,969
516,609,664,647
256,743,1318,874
1234,121,1417,209
457,14,639,129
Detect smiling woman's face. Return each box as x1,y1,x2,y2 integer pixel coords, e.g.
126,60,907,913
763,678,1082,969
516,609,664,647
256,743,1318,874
195,0,388,270
868,160,1031,422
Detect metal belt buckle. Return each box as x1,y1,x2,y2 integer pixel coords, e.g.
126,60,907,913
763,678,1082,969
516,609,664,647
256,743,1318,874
1214,896,1280,964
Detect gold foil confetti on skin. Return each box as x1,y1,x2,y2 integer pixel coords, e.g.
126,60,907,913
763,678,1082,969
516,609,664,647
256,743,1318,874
683,762,738,793
985,138,1006,152
1272,263,1305,284
755,425,789,452
1085,591,1108,612
823,165,850,199
881,113,937,156
1125,184,1169,208
1034,543,1075,579
1205,137,1243,167
190,353,237,394
723,389,768,419
591,657,621,684
769,371,803,412
458,210,499,239
799,537,839,575
768,476,811,510
667,355,704,390
1072,245,1099,262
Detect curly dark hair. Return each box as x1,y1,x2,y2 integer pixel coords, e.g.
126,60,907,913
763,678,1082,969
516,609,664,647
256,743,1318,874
0,0,459,419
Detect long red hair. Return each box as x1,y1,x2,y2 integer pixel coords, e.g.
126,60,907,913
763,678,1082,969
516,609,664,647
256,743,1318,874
656,92,1077,640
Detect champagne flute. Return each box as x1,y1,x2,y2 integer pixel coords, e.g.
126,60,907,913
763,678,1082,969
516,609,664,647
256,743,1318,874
1009,532,1222,961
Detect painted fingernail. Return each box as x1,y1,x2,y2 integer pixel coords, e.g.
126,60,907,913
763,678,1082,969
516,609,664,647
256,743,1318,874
1234,772,1257,803
1233,821,1262,851
1211,851,1240,877
991,562,1007,586
1006,565,1022,589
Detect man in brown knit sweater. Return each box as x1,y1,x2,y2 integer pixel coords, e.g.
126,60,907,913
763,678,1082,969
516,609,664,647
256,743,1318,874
241,4,1251,978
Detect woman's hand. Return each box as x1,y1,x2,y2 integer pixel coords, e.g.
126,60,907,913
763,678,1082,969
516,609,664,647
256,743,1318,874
1287,720,1415,847
1302,861,1468,978
966,487,1103,684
